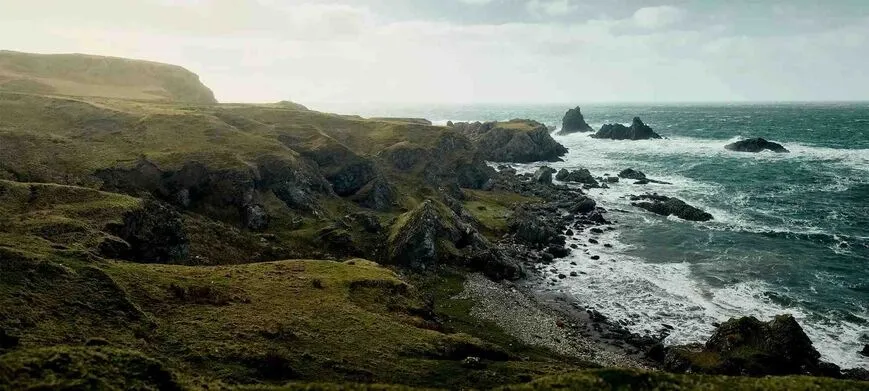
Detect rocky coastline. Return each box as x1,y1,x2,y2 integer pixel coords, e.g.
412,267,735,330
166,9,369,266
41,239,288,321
1,51,866,389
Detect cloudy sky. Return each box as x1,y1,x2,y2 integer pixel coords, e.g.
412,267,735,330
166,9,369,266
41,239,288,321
2,0,868,103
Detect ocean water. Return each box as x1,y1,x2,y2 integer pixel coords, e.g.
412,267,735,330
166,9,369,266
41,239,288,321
315,102,869,369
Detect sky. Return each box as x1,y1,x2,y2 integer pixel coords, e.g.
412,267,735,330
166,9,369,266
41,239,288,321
1,0,868,104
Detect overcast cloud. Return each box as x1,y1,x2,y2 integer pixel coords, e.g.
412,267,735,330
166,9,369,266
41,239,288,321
1,0,867,103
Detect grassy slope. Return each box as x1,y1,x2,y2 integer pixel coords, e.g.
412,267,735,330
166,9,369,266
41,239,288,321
0,53,866,390
0,50,216,103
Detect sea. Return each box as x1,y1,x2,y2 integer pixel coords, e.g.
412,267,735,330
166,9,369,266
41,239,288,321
313,102,869,369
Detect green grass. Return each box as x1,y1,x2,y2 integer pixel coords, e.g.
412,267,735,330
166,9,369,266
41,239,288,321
0,50,216,103
496,368,869,390
462,189,540,238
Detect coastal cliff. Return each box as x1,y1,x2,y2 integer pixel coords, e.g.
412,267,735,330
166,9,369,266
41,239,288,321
0,52,866,390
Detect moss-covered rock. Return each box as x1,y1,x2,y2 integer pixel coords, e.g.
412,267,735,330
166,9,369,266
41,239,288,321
664,315,843,377
450,120,568,163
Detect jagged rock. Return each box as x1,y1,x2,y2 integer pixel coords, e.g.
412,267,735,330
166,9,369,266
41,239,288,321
605,176,619,183
725,138,790,153
534,167,556,185
618,169,647,180
508,207,559,245
243,204,269,231
343,212,382,233
664,315,837,377
593,117,662,140
861,344,869,357
844,368,869,381
352,177,397,211
557,106,594,135
630,194,712,222
556,168,600,187
101,200,190,263
328,160,377,196
388,200,520,280
452,119,568,163
569,197,597,215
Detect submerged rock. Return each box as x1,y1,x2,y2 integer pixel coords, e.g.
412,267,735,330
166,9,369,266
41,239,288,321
557,106,594,135
630,194,712,222
725,138,790,153
593,117,662,140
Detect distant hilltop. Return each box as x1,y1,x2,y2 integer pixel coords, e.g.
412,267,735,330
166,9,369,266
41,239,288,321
0,50,217,104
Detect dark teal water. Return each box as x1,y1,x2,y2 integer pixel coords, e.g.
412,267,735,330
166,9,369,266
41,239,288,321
316,102,869,368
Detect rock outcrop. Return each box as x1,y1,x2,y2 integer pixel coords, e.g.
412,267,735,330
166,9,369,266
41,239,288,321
593,117,662,140
630,194,713,222
664,315,840,377
387,200,521,280
725,138,790,153
449,120,568,163
557,107,594,135
534,167,556,185
101,200,190,263
618,169,647,181
556,168,600,188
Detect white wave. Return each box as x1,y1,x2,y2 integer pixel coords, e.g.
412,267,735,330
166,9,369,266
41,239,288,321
547,239,869,368
552,133,869,173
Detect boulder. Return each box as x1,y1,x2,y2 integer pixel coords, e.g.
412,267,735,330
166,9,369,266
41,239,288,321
630,194,712,222
534,167,556,185
664,315,836,377
861,344,869,357
725,138,790,153
593,117,662,140
569,197,597,215
557,106,594,135
618,169,647,180
556,168,599,187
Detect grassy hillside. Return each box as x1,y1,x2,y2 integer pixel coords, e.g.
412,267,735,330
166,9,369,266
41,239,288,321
0,51,866,390
0,51,216,103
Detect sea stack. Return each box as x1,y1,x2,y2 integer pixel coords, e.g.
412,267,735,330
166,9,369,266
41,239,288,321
592,117,662,140
725,138,790,153
557,106,594,135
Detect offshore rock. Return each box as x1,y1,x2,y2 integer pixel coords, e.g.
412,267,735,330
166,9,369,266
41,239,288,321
557,106,594,135
593,117,662,140
725,138,790,153
630,194,712,222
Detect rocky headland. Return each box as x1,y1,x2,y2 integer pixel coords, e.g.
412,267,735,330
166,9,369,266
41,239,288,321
449,119,568,162
0,52,865,390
